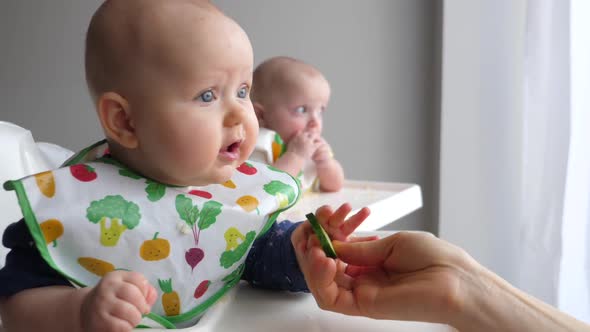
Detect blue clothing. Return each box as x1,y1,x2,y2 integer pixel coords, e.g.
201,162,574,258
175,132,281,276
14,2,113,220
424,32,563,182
243,220,308,292
0,218,307,297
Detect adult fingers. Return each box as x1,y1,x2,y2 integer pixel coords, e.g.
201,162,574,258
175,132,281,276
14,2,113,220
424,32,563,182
333,259,354,289
348,235,380,243
335,232,455,273
306,244,340,290
302,244,362,316
291,222,313,254
344,264,380,277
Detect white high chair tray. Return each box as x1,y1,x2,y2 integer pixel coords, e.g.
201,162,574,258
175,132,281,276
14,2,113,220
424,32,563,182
197,281,455,332
162,284,454,332
280,180,422,231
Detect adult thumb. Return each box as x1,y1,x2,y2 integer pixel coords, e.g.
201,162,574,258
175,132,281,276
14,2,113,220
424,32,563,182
333,236,395,266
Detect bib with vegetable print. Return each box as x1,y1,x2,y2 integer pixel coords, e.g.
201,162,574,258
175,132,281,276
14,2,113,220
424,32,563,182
3,140,300,329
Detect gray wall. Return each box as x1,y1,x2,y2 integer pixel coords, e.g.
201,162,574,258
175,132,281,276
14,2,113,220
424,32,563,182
0,1,104,149
0,1,440,233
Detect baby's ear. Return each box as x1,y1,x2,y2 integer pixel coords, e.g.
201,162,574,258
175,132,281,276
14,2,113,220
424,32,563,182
252,102,265,126
96,92,138,149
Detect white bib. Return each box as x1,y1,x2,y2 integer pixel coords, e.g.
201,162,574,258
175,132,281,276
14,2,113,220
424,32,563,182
4,141,300,328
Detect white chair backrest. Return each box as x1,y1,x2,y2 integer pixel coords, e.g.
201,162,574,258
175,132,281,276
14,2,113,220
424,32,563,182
0,121,73,266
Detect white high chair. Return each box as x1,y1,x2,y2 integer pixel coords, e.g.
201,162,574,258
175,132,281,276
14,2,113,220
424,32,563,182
0,121,74,266
0,122,74,330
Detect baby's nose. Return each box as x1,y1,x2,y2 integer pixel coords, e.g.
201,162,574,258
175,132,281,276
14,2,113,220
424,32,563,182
307,117,320,128
224,103,246,127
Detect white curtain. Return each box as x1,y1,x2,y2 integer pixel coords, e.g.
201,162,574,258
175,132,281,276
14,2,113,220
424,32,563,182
439,0,590,322
556,0,590,321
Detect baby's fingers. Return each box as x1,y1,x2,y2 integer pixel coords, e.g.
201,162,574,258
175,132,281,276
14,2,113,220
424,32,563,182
120,272,153,314
339,207,371,236
328,203,353,228
145,284,158,307
315,205,334,222
110,300,144,329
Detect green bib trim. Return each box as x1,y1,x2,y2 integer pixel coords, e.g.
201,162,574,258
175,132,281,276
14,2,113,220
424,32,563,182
62,139,108,166
5,180,85,287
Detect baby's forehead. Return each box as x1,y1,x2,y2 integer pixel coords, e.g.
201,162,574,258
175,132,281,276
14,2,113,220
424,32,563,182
129,3,219,46
97,0,213,32
94,1,222,57
275,65,328,92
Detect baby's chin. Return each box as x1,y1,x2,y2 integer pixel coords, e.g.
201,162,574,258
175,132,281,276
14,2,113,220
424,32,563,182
209,166,238,185
167,172,232,187
177,161,247,187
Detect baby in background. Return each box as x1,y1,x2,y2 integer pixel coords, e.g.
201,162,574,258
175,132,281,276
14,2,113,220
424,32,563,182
250,56,344,192
0,1,370,331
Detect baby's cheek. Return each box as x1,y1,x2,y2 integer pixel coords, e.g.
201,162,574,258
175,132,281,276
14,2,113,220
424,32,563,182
172,145,215,174
242,135,257,158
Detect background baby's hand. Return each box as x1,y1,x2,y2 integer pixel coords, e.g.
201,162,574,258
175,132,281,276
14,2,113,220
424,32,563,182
288,130,322,160
314,203,371,242
80,271,157,332
311,137,334,164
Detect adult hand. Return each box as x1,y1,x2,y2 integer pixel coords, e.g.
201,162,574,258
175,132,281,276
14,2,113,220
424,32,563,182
295,230,590,332
293,230,477,325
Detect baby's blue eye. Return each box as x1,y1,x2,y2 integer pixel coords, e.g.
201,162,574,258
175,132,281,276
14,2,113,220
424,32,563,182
294,106,306,114
198,90,215,102
237,86,248,98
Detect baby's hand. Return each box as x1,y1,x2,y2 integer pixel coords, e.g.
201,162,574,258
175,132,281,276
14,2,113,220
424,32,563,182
314,203,371,242
291,205,373,298
287,130,322,160
80,271,157,332
312,137,334,164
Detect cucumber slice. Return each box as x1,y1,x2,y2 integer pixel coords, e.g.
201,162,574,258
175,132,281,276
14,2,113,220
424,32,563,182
305,213,337,259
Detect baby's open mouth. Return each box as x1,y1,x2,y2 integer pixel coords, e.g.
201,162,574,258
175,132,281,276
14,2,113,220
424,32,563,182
226,140,241,153
220,140,242,161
